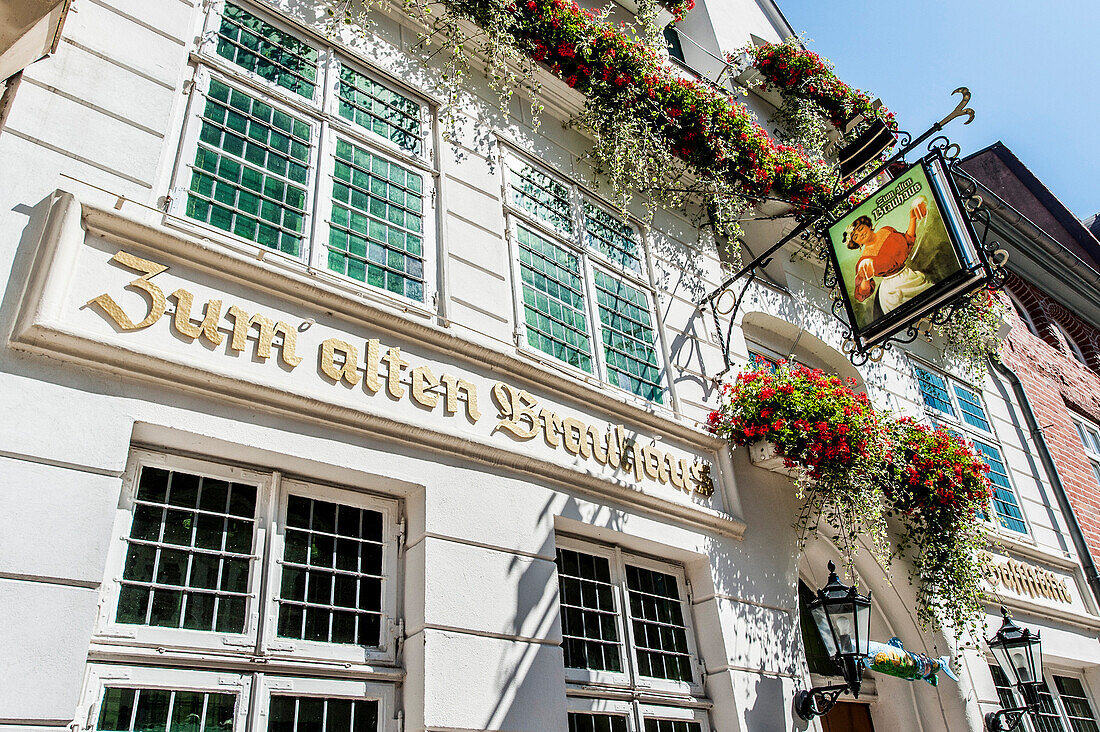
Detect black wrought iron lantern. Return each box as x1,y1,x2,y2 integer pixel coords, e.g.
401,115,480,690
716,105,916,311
796,561,872,721
986,607,1044,731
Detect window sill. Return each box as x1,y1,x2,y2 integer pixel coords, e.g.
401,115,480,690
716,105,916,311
87,640,406,679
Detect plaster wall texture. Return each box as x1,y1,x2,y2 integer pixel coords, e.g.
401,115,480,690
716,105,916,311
0,0,1098,731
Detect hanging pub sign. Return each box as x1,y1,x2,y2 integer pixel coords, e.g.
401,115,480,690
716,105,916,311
824,150,990,352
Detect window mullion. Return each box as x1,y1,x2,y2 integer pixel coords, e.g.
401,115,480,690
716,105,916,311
256,471,283,654
614,547,641,687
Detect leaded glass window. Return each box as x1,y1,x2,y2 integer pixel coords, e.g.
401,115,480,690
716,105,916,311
915,362,1028,535
989,664,1019,711
509,161,573,235
568,713,629,732
117,466,257,633
337,67,422,155
268,696,379,732
506,156,665,402
585,201,641,273
973,440,1027,533
96,687,235,732
327,138,425,301
180,1,434,305
517,225,593,372
594,272,662,403
187,79,311,256
915,366,955,415
215,2,319,99
1035,681,1071,732
554,542,698,689
277,495,386,647
954,383,992,432
557,548,622,673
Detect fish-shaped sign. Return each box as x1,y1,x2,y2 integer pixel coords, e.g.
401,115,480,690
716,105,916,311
865,637,958,686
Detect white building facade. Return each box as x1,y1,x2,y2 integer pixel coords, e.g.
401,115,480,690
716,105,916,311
0,1,1098,731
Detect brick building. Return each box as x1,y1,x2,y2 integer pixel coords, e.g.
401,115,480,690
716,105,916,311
960,142,1100,602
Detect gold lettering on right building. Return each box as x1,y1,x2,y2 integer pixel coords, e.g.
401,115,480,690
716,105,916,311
986,557,1073,604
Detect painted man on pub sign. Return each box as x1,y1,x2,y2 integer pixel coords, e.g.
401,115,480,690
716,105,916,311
827,157,979,345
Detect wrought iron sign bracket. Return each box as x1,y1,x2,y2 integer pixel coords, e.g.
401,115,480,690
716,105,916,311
698,88,1007,373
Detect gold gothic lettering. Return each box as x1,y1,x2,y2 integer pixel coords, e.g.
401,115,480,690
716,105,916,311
320,338,361,386
90,251,716,498
491,381,714,495
985,557,1072,604
88,251,168,330
171,290,223,345
227,306,303,368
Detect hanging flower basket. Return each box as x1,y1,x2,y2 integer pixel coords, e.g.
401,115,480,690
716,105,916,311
748,440,798,476
708,362,994,638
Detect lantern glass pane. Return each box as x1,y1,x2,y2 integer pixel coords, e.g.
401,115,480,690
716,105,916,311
1030,637,1044,682
991,643,1016,685
810,604,837,656
854,598,871,657
829,600,858,655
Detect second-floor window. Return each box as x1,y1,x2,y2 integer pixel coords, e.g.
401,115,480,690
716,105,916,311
172,1,433,305
504,154,666,404
913,364,1028,534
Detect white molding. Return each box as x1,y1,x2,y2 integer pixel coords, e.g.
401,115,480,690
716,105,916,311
9,191,746,542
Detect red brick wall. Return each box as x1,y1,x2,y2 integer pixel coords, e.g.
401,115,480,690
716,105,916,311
1000,271,1100,562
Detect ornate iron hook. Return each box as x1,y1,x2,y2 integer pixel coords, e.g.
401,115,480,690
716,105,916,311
938,87,975,128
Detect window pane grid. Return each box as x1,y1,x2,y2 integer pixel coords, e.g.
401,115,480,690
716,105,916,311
1035,681,1070,732
584,201,640,273
954,384,992,431
916,366,955,415
215,2,318,99
568,712,629,732
989,664,1020,711
517,226,593,372
643,720,701,732
594,270,662,403
118,467,257,633
557,548,623,673
96,687,235,732
268,695,379,732
277,495,386,647
328,138,425,300
972,440,1027,533
337,66,422,155
626,565,692,683
1054,677,1100,732
187,79,311,256
510,163,574,235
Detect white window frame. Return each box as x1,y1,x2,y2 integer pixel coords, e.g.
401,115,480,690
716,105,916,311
77,664,252,732
254,675,399,732
566,697,711,732
77,665,400,732
94,450,402,667
556,536,705,698
1007,292,1040,337
911,361,1031,536
987,664,1100,732
94,450,272,653
1056,323,1089,366
259,478,401,666
502,149,669,406
167,0,437,312
1072,416,1100,489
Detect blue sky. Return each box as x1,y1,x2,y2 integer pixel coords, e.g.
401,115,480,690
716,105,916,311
774,0,1100,220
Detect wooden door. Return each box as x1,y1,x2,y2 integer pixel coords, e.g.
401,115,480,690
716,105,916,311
820,701,874,732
